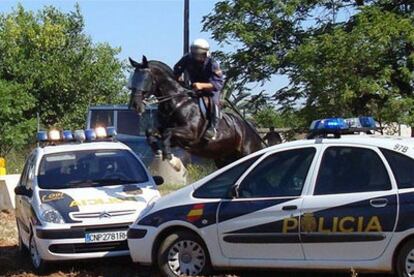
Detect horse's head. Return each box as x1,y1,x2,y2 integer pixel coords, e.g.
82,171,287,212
127,56,154,115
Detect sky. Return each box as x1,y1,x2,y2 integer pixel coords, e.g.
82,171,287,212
0,0,289,93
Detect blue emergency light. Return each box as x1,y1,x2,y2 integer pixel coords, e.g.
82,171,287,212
62,130,73,141
85,129,96,141
37,131,48,142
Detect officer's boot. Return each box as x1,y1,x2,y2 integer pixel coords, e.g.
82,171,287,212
205,103,219,140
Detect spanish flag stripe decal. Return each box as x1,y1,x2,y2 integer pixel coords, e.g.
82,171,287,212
187,204,204,222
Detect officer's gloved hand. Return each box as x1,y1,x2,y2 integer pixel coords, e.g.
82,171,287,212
187,90,196,97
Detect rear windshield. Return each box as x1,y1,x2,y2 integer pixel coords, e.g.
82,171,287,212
37,149,148,189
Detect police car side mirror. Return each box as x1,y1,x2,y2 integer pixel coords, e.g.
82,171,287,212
14,186,32,198
153,176,164,186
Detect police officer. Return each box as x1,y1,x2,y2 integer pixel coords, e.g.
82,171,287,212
173,39,224,140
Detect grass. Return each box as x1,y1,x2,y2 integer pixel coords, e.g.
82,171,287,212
186,162,216,183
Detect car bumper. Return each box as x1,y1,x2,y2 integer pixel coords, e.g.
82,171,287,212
34,223,131,261
127,226,157,265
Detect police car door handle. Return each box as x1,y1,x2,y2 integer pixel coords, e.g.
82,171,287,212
370,198,388,208
282,205,298,211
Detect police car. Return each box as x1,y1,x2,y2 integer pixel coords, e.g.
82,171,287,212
128,117,414,277
14,127,163,272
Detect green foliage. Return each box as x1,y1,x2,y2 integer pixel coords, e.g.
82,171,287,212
4,146,32,173
204,1,414,129
253,107,305,129
0,4,126,133
0,80,36,156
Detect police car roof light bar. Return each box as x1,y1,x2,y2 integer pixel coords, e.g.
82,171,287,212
308,116,378,139
37,127,116,146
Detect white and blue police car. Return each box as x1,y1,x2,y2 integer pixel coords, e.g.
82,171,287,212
128,117,414,277
14,127,163,272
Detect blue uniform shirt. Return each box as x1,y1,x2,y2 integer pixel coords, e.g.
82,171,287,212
173,54,224,104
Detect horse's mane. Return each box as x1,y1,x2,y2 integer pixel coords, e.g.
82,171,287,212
148,60,175,80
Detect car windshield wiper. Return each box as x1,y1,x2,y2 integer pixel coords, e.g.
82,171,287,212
90,178,140,185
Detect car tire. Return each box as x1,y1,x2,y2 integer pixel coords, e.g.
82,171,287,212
16,222,28,255
157,230,212,277
397,239,414,277
29,234,47,274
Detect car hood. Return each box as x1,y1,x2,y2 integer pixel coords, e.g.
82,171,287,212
38,184,160,225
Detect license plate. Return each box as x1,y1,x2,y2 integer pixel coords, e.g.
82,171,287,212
85,230,127,243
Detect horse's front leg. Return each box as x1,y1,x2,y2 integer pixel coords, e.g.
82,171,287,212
161,128,173,160
145,128,162,156
161,126,195,160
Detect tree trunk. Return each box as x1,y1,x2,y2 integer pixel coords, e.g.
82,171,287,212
411,126,414,137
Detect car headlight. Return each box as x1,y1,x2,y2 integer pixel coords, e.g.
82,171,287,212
40,204,65,224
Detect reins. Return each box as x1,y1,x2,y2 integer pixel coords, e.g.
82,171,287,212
145,92,189,105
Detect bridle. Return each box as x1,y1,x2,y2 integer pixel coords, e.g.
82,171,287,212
131,68,195,118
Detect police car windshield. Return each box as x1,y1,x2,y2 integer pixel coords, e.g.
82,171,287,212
37,149,148,189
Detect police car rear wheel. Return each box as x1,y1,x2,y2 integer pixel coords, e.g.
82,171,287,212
158,231,211,277
29,235,47,273
397,240,414,277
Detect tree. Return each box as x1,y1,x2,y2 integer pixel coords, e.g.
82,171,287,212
0,80,36,156
203,0,414,134
0,4,126,131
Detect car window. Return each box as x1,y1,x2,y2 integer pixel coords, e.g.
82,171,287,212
193,155,262,199
314,146,391,195
19,154,33,188
37,149,148,189
381,148,414,189
238,148,316,198
26,156,37,189
117,110,142,136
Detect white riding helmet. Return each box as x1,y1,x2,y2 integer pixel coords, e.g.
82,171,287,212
190,38,210,57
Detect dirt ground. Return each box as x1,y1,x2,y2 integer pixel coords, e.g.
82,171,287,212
0,210,391,277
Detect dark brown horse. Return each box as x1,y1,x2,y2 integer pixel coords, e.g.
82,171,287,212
128,56,263,168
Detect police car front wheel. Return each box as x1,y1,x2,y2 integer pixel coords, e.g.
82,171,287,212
29,235,47,273
397,239,414,277
16,223,28,255
157,230,211,277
